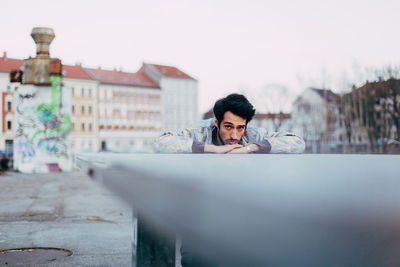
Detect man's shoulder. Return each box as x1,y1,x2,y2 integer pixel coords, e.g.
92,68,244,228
246,125,267,135
180,118,214,135
196,118,215,128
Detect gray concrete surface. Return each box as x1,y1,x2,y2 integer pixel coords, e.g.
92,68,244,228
0,171,132,266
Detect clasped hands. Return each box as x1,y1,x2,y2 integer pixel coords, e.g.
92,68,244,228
204,144,259,154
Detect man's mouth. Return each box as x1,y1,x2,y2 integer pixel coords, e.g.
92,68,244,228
225,139,239,145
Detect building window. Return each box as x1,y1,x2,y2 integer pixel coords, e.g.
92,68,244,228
81,105,85,114
7,121,11,130
88,105,92,115
72,105,75,114
89,123,92,131
71,87,75,96
81,88,85,97
88,88,92,97
81,123,85,131
7,101,12,111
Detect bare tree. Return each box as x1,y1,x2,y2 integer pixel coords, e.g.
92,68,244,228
257,84,292,131
374,66,400,140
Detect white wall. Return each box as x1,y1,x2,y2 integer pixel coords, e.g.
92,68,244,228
98,84,162,152
161,77,198,132
13,83,72,173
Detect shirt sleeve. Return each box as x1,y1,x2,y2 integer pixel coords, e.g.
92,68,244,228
154,128,205,153
247,127,306,154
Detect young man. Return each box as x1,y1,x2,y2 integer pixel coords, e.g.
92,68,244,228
155,93,305,154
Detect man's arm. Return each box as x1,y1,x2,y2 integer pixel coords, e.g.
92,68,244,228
154,129,195,153
154,129,244,154
245,128,306,154
227,144,259,154
265,132,305,153
205,144,243,153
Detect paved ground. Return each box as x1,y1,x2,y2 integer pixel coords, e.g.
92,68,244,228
0,171,132,266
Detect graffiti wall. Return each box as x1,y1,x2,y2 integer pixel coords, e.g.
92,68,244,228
14,75,72,173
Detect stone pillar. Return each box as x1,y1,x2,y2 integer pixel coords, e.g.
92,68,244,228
13,27,72,173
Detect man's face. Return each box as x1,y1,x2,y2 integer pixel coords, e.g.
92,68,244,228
215,111,247,145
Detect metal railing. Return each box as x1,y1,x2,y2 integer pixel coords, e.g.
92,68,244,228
76,153,400,267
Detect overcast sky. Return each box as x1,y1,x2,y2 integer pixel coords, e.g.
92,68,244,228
2,0,400,113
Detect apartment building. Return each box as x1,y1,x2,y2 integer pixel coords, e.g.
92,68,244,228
0,52,199,154
141,63,198,132
0,53,22,154
85,67,162,152
62,65,99,153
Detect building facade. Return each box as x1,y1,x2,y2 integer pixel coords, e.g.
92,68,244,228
0,52,199,154
0,53,23,154
85,67,163,152
62,65,99,153
291,88,342,153
141,63,198,132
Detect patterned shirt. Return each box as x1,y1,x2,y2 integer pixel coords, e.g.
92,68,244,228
154,118,306,154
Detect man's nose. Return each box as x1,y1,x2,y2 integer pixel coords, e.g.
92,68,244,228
231,130,238,139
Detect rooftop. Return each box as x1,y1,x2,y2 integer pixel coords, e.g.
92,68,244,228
0,52,193,87
62,65,93,80
85,68,159,88
149,63,196,80
0,56,23,73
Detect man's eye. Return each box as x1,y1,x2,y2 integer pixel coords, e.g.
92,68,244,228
225,125,232,129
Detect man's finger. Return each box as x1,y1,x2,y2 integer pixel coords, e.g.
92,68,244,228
224,144,243,153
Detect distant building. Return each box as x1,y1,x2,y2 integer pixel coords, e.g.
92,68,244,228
0,53,23,155
1,52,199,154
0,55,99,154
141,63,198,132
85,67,162,152
62,65,99,153
291,88,341,153
0,50,199,153
339,79,400,148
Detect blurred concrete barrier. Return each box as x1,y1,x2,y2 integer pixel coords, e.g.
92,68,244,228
76,153,400,267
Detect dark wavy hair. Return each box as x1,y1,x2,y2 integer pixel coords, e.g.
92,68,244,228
213,93,256,126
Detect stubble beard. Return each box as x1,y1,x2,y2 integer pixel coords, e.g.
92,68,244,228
217,128,239,145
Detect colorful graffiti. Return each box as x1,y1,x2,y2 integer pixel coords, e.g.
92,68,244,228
14,74,72,172
32,75,71,150
16,135,35,162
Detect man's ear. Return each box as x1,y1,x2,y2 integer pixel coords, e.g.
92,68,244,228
214,119,219,128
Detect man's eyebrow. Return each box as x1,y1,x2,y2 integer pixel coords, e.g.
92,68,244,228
223,122,246,127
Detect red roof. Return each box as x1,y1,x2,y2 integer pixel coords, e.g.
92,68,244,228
1,54,189,87
355,79,400,97
0,57,23,73
149,64,195,80
62,65,93,80
85,68,159,88
0,57,92,81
